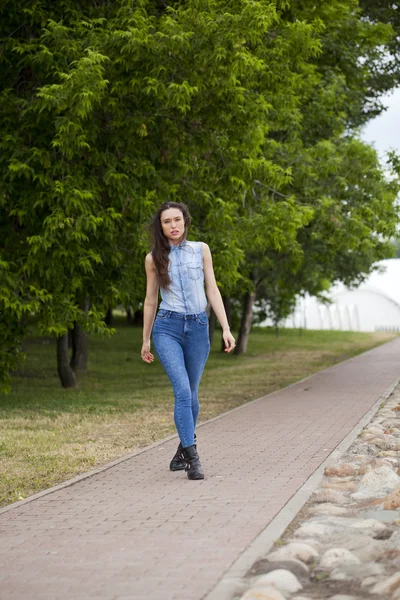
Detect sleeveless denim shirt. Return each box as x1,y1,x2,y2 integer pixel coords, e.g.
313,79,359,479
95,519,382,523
159,241,207,314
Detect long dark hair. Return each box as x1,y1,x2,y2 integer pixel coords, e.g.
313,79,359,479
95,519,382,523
150,202,192,289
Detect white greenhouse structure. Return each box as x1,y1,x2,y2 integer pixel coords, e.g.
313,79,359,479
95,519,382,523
281,259,400,333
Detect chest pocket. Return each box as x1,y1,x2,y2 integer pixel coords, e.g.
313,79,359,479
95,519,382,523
187,263,202,281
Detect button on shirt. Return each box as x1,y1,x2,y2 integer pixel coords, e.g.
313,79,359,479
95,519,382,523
159,241,208,314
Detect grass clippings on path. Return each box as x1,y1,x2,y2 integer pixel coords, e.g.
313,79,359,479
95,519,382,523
0,323,396,507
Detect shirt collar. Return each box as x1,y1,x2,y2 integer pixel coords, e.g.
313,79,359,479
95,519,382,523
169,240,187,252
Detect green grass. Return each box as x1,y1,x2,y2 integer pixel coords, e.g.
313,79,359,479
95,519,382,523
0,322,396,507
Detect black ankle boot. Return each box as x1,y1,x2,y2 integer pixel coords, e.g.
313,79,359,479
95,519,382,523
182,444,204,480
169,442,185,471
169,434,196,472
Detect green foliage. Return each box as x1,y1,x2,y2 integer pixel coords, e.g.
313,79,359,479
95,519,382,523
0,0,399,387
359,0,400,94
0,0,321,386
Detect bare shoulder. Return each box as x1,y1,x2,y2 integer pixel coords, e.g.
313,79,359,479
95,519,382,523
201,242,211,255
145,252,156,270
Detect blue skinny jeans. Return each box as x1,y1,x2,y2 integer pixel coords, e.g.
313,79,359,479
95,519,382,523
152,309,210,448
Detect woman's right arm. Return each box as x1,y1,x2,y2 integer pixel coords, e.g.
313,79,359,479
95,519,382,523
141,253,159,363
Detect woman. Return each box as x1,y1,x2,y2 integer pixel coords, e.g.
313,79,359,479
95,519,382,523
141,202,235,480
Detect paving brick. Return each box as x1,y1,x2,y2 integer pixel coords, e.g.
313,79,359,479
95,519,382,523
1,338,400,599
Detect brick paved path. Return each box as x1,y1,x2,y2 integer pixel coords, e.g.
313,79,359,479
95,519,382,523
1,338,400,600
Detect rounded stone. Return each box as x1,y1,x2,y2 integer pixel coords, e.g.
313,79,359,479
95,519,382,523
387,530,400,550
308,504,350,516
254,558,309,579
294,522,336,539
311,489,350,505
351,465,400,500
330,562,385,581
370,437,399,451
347,517,386,531
370,572,400,595
379,410,397,418
378,450,399,457
393,588,400,600
328,596,359,600
296,538,322,551
254,570,303,593
361,575,381,588
365,426,385,435
348,441,379,456
325,475,359,483
382,419,400,428
351,454,370,462
357,457,388,475
273,558,309,575
385,427,400,435
322,481,357,491
267,542,318,565
311,515,386,533
241,588,286,600
324,464,357,477
319,548,360,569
360,432,378,442
383,487,400,509
340,535,386,562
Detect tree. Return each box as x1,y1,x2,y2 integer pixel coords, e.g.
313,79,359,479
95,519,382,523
359,0,400,95
0,0,320,388
232,0,399,352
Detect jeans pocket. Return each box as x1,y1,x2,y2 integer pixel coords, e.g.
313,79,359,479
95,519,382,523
156,310,170,319
197,313,208,326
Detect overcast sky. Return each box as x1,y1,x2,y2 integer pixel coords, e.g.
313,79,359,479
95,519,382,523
361,87,400,158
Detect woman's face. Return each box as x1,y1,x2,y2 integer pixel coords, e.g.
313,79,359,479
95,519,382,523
160,208,185,245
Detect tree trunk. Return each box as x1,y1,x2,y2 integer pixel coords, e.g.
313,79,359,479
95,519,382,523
132,309,143,326
126,307,143,326
208,308,216,345
220,296,232,352
235,291,256,355
104,307,113,326
70,296,90,372
70,323,88,372
57,335,77,388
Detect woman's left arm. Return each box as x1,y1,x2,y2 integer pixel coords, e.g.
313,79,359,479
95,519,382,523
202,243,236,353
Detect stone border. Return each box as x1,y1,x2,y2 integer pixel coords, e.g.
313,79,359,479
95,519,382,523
205,375,400,600
226,382,400,600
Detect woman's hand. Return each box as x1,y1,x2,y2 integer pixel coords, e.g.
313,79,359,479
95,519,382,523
223,329,236,353
141,340,154,363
